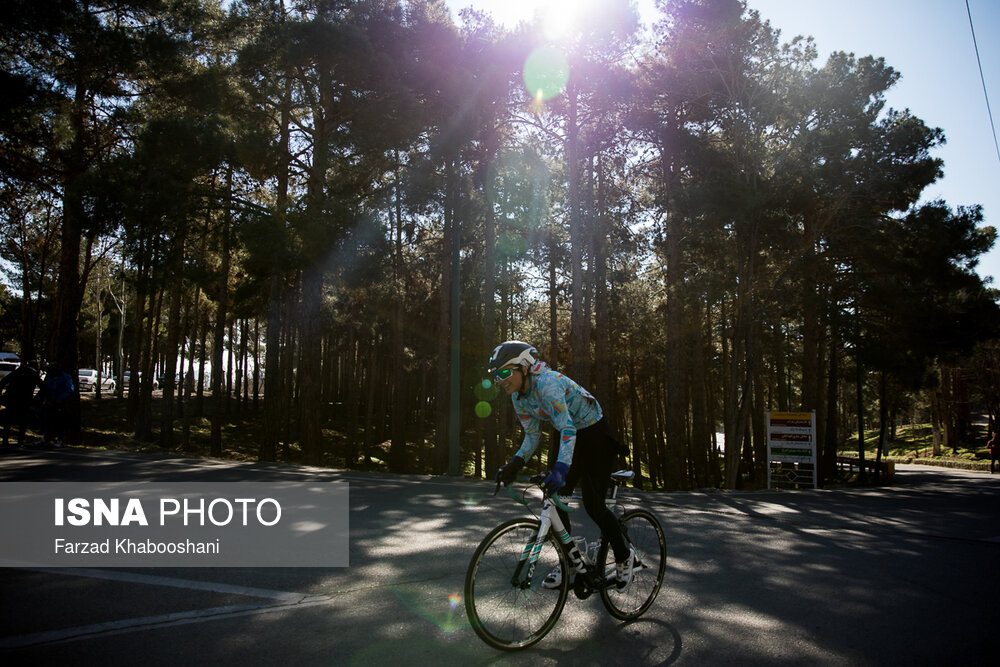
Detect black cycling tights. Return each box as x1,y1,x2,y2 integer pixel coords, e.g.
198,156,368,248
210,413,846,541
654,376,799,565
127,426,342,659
556,420,630,564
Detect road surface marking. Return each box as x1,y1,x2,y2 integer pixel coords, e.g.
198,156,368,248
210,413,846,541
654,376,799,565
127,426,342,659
1,567,331,649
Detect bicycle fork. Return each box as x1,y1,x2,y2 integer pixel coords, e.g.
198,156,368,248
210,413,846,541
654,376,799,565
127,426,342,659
510,497,583,589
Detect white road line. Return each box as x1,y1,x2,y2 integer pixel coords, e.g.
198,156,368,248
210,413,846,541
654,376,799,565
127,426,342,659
2,567,332,649
1,597,332,649
14,566,328,603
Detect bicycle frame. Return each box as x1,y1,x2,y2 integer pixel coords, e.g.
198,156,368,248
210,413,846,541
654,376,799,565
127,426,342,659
505,469,634,590
467,469,664,650
511,494,572,588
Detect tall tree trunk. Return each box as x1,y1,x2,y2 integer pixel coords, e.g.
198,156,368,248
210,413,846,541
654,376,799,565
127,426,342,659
664,194,685,490
127,242,150,433
210,170,232,458
436,157,457,475
299,261,324,466
876,370,888,483
345,325,359,467
593,155,612,416
49,79,89,442
261,68,292,462
691,300,711,487
822,331,840,483
802,215,823,416
182,285,201,451
547,232,559,366
296,57,335,468
856,350,867,484
566,82,588,384
226,319,235,415
482,146,500,477
363,340,377,465
136,285,162,440
252,318,261,410
159,218,188,448
930,385,943,457
724,298,750,489
389,153,408,472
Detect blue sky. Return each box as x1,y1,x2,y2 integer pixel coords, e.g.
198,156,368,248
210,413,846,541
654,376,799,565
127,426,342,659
444,0,1000,285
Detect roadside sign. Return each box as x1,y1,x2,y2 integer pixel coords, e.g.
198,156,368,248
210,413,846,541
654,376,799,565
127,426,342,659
767,411,817,489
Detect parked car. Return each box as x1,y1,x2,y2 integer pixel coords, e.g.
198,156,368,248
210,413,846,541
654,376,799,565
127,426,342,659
0,361,18,380
78,369,116,393
122,371,159,390
0,351,21,379
156,372,183,389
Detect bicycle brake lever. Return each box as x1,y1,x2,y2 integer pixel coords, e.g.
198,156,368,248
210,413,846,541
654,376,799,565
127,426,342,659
493,478,528,505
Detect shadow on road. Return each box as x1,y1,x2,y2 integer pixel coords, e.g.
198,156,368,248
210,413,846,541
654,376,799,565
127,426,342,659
1,448,997,665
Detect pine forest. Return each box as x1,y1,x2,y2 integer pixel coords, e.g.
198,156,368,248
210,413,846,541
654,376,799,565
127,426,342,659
2,0,1000,490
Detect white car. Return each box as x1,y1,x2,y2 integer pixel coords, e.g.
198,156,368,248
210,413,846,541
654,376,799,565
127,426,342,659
78,369,116,393
122,371,158,390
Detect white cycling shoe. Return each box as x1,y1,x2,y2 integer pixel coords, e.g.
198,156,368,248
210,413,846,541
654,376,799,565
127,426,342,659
542,566,562,589
615,548,637,590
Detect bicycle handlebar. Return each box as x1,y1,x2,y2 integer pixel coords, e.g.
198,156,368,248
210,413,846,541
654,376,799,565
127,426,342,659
493,474,575,512
493,479,527,505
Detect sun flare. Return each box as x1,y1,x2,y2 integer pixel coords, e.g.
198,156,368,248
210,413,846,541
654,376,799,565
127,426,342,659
538,0,583,41
460,0,604,41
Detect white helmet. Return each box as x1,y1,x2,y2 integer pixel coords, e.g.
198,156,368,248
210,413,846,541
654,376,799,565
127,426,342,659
488,341,537,375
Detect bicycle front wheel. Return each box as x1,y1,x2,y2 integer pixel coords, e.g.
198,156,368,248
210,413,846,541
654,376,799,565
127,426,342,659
464,517,569,650
598,508,666,620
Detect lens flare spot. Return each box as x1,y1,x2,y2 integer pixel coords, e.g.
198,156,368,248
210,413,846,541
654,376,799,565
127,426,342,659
474,380,500,402
475,401,493,419
523,45,569,102
461,492,483,509
389,585,469,634
496,230,528,260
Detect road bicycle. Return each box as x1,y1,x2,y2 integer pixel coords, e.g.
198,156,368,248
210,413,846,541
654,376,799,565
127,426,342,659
464,470,666,650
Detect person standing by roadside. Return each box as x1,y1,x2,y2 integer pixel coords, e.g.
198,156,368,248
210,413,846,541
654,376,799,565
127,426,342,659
40,363,74,447
0,359,43,447
988,433,999,474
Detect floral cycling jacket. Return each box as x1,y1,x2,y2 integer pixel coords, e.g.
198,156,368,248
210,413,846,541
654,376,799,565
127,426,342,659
511,361,603,467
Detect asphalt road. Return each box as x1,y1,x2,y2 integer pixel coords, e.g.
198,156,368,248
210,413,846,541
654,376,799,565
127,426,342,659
1,446,997,665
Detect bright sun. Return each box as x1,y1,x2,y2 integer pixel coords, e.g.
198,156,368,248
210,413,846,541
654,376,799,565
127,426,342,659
453,0,603,41
537,0,586,41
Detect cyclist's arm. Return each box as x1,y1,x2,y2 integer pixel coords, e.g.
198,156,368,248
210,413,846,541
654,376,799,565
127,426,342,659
552,419,577,468
530,381,577,467
513,411,542,462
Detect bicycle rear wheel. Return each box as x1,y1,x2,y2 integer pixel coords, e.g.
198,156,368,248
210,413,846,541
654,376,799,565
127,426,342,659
464,517,569,650
598,508,666,620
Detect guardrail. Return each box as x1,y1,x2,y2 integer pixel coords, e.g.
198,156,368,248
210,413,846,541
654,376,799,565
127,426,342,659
836,456,895,480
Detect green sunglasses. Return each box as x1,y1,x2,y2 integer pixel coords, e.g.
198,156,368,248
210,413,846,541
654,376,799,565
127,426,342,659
494,368,516,381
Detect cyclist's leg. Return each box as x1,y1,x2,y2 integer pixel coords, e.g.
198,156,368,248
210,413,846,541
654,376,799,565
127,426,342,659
576,433,629,563
557,464,581,534
549,430,576,534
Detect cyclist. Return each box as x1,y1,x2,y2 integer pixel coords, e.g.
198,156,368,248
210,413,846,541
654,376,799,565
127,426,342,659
490,340,634,589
